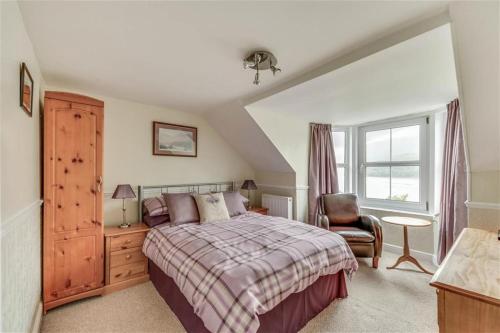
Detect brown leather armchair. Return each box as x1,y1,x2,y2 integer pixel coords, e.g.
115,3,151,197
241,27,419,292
319,193,383,268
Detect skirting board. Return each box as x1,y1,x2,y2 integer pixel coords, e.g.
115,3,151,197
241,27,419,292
383,243,437,267
30,300,43,333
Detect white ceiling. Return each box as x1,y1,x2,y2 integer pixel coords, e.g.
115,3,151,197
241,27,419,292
19,1,448,113
247,24,458,125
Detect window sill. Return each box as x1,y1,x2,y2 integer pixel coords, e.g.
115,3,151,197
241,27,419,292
360,205,438,220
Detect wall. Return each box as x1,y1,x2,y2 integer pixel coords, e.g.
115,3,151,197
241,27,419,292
246,106,310,222
449,1,500,231
247,105,309,187
45,89,256,225
253,170,307,221
1,1,45,332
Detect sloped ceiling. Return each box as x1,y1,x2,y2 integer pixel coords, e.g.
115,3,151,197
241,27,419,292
247,24,458,125
205,102,293,173
19,1,448,114
19,1,455,177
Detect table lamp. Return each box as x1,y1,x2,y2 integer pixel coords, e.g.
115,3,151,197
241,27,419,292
241,179,257,209
112,184,136,228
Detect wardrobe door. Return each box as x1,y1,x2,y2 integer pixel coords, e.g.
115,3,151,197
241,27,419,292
43,93,104,310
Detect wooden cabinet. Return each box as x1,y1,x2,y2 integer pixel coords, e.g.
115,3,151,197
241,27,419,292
249,207,269,215
430,228,500,332
104,223,150,294
43,92,104,312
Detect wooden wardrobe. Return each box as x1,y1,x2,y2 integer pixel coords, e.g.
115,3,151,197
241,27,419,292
43,92,104,312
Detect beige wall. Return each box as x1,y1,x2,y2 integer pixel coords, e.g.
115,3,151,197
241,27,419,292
253,170,308,221
1,1,45,332
247,107,310,222
44,89,256,226
449,1,500,231
247,106,309,187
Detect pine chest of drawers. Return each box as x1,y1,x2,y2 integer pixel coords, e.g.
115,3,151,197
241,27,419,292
104,223,150,294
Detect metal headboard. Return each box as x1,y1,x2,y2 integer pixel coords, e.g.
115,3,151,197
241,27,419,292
138,181,235,220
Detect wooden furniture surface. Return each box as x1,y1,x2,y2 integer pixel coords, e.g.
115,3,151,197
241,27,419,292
382,216,433,274
104,223,150,294
430,228,500,333
382,216,432,227
43,92,104,312
249,207,269,215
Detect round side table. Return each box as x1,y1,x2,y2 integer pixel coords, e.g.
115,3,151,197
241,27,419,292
382,216,434,275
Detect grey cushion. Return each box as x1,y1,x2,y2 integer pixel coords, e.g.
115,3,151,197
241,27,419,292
143,214,170,228
164,193,200,225
223,192,248,217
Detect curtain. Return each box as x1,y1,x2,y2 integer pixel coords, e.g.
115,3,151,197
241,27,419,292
437,98,468,264
308,123,339,225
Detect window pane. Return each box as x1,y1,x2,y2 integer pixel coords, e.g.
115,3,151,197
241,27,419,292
333,131,345,164
366,129,390,162
391,166,420,202
392,125,420,161
366,167,390,199
337,167,345,193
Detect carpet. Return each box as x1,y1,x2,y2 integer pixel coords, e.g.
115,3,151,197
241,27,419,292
41,252,437,333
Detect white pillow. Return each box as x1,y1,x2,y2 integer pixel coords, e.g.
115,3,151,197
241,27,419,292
194,192,230,223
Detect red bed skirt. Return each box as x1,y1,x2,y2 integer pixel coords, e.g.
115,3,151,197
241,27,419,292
149,260,348,333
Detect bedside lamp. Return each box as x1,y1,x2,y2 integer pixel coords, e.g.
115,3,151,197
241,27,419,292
241,179,257,209
112,184,136,228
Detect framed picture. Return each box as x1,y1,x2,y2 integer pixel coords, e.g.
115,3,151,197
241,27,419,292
20,62,34,117
153,121,197,157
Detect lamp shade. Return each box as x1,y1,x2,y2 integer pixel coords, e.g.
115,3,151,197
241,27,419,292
241,179,257,190
112,184,136,199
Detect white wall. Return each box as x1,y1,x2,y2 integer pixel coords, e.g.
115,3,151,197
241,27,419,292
1,1,45,331
45,89,256,225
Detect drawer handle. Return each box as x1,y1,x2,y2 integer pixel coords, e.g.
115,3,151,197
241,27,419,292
125,254,132,260
124,240,131,244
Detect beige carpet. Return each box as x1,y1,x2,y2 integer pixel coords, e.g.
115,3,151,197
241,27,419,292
41,252,437,333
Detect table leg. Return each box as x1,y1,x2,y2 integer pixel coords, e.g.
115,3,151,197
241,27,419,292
387,225,433,275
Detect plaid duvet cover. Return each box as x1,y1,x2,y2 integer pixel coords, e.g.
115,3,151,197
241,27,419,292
143,212,358,333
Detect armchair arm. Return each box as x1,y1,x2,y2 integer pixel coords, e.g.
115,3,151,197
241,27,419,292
319,214,330,230
360,215,383,257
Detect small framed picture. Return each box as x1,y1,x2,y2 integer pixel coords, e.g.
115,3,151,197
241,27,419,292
20,62,34,117
153,121,197,157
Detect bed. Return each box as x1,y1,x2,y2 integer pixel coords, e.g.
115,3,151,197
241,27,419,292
139,182,358,333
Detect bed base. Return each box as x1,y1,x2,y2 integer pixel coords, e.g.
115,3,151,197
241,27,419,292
149,260,348,333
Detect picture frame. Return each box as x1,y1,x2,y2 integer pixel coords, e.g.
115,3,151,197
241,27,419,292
153,121,197,157
20,62,34,117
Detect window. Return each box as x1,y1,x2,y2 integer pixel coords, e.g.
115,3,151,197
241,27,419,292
333,129,349,193
358,117,428,212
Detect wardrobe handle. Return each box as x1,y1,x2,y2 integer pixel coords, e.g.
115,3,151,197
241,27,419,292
97,176,103,193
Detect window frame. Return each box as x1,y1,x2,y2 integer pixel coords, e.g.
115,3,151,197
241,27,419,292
332,127,350,193
357,117,429,213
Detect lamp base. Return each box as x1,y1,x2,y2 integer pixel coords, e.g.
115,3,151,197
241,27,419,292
119,223,131,229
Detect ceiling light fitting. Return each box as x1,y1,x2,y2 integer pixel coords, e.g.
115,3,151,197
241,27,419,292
243,51,281,85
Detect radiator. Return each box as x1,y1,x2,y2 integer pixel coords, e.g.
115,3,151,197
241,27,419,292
262,193,293,219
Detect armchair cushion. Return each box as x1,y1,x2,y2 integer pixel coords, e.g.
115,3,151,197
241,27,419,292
360,215,383,257
323,193,360,224
329,226,375,243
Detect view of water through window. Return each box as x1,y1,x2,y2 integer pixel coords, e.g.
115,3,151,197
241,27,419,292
364,125,420,202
